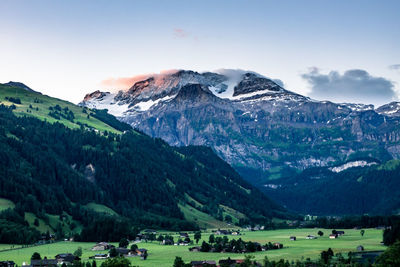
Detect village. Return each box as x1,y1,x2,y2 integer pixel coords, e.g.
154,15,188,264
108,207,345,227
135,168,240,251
0,227,381,267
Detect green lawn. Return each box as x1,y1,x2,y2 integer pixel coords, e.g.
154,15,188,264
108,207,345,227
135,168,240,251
0,229,385,266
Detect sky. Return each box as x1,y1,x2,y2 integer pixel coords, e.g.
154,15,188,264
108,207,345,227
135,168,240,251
0,0,399,106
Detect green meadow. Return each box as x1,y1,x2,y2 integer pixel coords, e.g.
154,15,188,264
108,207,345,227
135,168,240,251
0,228,385,267
0,84,120,133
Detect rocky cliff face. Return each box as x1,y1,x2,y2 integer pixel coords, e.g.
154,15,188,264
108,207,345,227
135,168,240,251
80,70,400,184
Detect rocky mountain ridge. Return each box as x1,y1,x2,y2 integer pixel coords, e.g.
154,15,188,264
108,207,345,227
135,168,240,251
80,69,400,185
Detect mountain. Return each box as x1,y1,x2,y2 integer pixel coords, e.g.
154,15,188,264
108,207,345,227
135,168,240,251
80,69,400,215
0,83,291,243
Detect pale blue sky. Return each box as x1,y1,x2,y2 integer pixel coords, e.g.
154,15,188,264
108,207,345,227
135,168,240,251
0,0,399,105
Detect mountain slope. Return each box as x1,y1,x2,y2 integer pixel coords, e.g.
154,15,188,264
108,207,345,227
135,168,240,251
264,159,400,215
0,83,128,133
0,100,289,238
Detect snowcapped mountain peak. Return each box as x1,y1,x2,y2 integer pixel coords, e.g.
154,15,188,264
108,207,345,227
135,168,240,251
80,69,308,116
376,102,400,117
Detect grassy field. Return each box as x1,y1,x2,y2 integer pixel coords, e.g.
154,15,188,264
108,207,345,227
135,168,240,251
178,204,231,229
85,203,119,216
0,228,385,266
0,84,120,133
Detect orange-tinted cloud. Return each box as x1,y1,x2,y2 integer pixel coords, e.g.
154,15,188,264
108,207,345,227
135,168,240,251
101,69,181,90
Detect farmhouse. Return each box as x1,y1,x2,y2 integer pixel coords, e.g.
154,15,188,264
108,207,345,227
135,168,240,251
162,239,174,245
135,248,148,256
55,253,80,264
290,236,296,241
218,259,244,266
189,246,201,252
30,258,58,267
274,242,283,249
115,247,130,256
336,231,345,236
143,229,157,234
306,235,317,239
92,242,112,251
89,254,108,259
329,234,338,239
215,230,230,235
179,232,189,238
0,261,15,267
190,260,217,267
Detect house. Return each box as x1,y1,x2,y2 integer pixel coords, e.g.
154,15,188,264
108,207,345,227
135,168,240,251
143,229,157,234
329,234,338,239
189,246,201,252
190,260,217,267
162,239,174,245
89,254,108,259
215,230,230,235
231,231,240,236
115,247,130,256
55,253,80,264
134,248,148,260
290,236,296,241
179,232,189,238
178,241,190,246
31,258,58,267
357,245,365,251
274,242,283,249
92,242,112,251
219,259,244,266
136,234,146,241
336,231,345,236
135,248,148,256
0,261,15,267
306,235,317,239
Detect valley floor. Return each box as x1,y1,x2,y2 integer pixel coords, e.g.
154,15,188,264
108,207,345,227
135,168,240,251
0,228,384,266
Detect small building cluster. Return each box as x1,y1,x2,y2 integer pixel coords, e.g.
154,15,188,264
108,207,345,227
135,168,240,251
214,229,241,235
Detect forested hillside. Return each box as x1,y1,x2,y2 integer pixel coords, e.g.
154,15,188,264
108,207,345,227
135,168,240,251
0,103,290,243
264,160,400,215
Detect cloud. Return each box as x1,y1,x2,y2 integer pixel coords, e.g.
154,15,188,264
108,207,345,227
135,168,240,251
101,69,181,89
173,28,190,38
389,64,400,72
215,68,284,87
302,68,396,106
272,79,284,87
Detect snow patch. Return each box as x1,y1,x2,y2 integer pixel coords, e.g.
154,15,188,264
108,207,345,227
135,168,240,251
83,93,130,117
330,161,377,173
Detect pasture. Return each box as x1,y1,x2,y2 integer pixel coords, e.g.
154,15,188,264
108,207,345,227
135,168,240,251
0,228,384,266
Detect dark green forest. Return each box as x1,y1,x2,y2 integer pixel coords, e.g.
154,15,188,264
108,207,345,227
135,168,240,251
264,160,400,215
0,105,289,243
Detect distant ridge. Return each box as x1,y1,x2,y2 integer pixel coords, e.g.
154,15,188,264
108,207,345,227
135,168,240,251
2,81,38,93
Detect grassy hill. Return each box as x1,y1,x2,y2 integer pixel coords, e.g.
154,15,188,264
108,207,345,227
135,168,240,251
178,204,231,229
0,83,125,133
